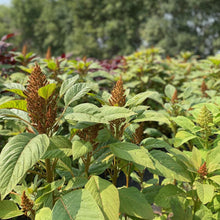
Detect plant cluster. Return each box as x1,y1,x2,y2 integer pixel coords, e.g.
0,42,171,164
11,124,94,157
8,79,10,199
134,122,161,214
0,46,220,220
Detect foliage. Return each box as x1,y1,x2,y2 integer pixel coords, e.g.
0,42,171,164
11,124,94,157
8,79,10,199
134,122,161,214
0,46,220,220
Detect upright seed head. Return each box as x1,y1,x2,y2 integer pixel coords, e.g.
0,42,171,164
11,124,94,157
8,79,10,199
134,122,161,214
22,44,27,57
24,63,57,134
197,162,208,179
171,89,178,104
46,46,52,60
201,80,208,97
197,105,213,128
109,76,126,107
132,123,144,145
20,191,34,216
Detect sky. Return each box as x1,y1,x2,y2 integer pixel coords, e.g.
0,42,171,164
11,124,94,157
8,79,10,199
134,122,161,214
0,0,11,6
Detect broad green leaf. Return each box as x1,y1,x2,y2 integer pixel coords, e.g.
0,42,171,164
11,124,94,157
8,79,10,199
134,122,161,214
65,103,106,124
0,100,27,111
100,106,136,121
64,177,88,191
119,187,154,220
19,65,32,73
0,133,50,199
171,116,197,133
150,150,192,182
133,110,170,125
206,144,220,171
36,178,65,205
38,83,56,100
209,175,220,185
52,189,104,220
0,96,14,105
59,75,79,97
141,138,170,150
36,207,52,220
126,91,162,107
0,109,30,124
72,140,92,160
195,182,214,204
64,83,90,106
194,204,213,220
142,185,163,204
191,147,202,170
166,147,193,171
47,60,57,70
0,200,23,219
154,184,185,209
85,176,119,220
42,136,72,159
4,82,25,91
174,131,197,148
6,89,27,98
170,197,192,220
109,142,154,169
164,84,176,99
66,104,135,124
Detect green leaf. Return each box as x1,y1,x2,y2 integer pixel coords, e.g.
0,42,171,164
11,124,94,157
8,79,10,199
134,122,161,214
38,83,56,100
66,104,135,124
164,84,176,99
170,197,192,220
119,187,154,220
171,116,197,133
64,83,90,106
42,136,72,159
47,60,57,70
72,140,92,160
174,131,197,148
100,106,136,121
64,177,88,191
0,133,50,199
209,175,220,185
109,142,154,169
150,150,192,182
0,100,27,111
0,109,30,124
142,138,170,150
142,185,163,204
191,147,202,170
60,75,79,97
4,82,25,91
194,204,213,220
195,181,214,204
52,189,104,220
85,176,119,220
65,103,105,124
0,200,23,219
6,89,27,98
155,184,185,209
126,91,162,107
36,178,65,205
134,110,170,125
36,207,52,220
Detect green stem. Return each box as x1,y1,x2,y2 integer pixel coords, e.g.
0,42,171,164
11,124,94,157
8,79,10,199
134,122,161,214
204,128,209,149
112,157,118,186
85,153,91,178
45,158,53,183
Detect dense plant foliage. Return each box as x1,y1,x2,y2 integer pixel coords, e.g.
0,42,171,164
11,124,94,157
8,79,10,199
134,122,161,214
0,46,220,220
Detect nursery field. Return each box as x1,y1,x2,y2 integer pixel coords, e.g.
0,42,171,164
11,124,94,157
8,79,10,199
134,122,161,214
0,34,220,219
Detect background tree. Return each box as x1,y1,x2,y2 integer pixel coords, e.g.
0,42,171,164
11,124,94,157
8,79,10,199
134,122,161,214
3,0,220,58
0,6,13,39
140,0,220,57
